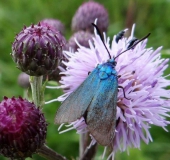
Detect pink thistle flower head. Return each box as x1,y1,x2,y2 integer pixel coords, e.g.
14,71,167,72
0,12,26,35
0,96,47,159
54,25,170,158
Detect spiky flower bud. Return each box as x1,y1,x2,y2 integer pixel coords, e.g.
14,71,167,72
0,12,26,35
0,97,47,159
45,67,61,82
68,31,93,52
40,18,65,35
18,72,30,88
11,23,66,76
72,1,109,33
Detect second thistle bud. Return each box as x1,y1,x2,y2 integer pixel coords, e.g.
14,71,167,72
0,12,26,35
40,18,65,35
72,1,109,33
68,31,93,52
11,23,66,76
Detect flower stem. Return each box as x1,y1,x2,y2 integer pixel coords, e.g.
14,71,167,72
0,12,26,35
79,133,85,157
30,76,44,107
80,143,97,160
79,133,91,158
37,144,67,160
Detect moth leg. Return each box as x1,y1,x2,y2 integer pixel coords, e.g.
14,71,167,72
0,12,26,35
118,86,130,100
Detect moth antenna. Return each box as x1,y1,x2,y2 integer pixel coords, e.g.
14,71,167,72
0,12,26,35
92,23,111,59
115,33,151,59
126,37,138,49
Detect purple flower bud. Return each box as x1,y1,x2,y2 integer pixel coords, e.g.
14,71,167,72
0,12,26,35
40,18,65,35
44,67,61,82
72,1,109,33
18,72,30,88
68,31,93,52
11,23,66,76
0,97,47,159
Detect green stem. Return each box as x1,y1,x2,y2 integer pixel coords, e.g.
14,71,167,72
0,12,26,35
80,143,97,160
79,133,90,158
79,133,97,160
23,89,28,99
79,133,85,157
37,144,67,160
30,76,44,107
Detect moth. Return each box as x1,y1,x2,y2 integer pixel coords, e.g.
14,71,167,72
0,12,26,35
55,24,150,146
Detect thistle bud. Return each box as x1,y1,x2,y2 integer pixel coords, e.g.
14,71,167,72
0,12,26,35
68,31,93,52
17,72,30,88
11,23,66,76
0,97,47,159
72,1,109,33
40,18,65,35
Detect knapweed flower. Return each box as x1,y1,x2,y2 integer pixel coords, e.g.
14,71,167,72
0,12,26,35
11,23,66,76
0,97,47,159
40,18,65,35
71,1,109,33
68,31,94,52
51,25,170,159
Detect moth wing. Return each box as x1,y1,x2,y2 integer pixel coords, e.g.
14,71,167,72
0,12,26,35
86,74,118,146
55,68,101,124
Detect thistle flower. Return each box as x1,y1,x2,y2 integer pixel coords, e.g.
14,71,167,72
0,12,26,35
0,97,47,159
51,25,170,159
40,18,65,35
11,23,66,76
68,31,93,52
71,1,109,33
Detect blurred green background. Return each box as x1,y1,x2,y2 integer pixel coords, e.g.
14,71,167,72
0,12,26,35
0,0,170,160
